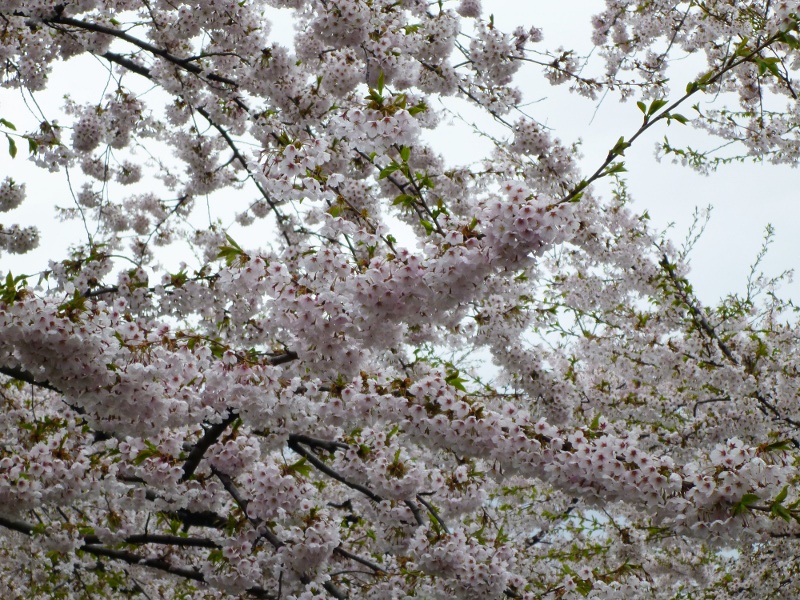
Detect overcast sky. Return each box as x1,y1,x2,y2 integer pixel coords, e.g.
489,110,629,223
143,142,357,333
1,0,798,305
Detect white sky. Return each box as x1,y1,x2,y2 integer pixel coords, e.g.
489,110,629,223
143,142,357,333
1,0,798,304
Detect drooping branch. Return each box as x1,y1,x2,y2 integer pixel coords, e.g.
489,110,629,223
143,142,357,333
48,21,293,246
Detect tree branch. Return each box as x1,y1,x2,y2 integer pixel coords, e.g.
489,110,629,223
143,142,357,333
0,366,60,393
287,437,384,503
181,412,239,482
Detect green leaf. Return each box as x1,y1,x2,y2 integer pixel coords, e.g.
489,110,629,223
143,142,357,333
610,136,630,156
224,233,243,252
734,37,751,56
777,31,800,49
445,370,467,392
0,118,15,131
772,504,792,522
588,414,601,430
761,439,794,453
420,220,434,234
636,101,647,114
7,135,16,158
732,493,760,516
217,246,244,266
576,578,594,595
392,193,415,207
408,102,428,116
756,56,781,77
1,272,29,303
400,146,411,162
132,442,160,466
670,113,689,124
696,71,714,86
774,485,789,506
377,70,385,95
207,549,224,563
378,162,399,179
286,457,313,478
687,72,713,93
647,98,668,116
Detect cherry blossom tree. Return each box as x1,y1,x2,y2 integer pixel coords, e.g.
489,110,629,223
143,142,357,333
2,1,800,598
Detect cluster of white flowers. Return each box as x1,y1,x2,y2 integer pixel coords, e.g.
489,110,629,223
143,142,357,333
0,177,34,254
0,224,39,254
0,178,25,212
1,0,800,598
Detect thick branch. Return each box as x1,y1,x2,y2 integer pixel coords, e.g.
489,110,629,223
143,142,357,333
287,438,384,503
42,15,239,88
415,494,450,534
333,546,386,574
84,533,220,549
212,467,284,550
181,412,239,482
0,366,60,393
0,514,271,598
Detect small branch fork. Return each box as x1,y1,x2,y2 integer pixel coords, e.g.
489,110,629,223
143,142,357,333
526,497,578,546
660,254,800,434
33,12,294,245
33,11,448,247
557,29,793,205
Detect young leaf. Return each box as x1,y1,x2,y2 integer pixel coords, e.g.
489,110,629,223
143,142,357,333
772,504,792,522
378,162,399,179
611,137,630,156
286,457,313,478
392,193,415,207
647,98,668,116
224,233,243,252
445,370,468,392
732,493,760,516
773,485,789,506
759,439,794,453
377,70,385,95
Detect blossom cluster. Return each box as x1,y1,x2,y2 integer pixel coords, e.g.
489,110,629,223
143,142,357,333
1,1,800,599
